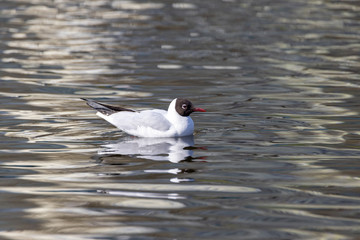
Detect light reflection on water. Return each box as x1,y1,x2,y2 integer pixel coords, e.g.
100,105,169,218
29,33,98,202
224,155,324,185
99,136,196,163
1,0,360,239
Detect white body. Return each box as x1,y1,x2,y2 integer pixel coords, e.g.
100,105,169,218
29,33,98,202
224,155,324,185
97,99,195,138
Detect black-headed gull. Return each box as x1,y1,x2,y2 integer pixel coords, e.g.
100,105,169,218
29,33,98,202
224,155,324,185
82,98,206,137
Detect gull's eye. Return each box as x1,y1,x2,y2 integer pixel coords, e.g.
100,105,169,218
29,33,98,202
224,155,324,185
182,104,187,109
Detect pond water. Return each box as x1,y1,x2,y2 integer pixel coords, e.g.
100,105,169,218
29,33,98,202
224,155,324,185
1,0,360,239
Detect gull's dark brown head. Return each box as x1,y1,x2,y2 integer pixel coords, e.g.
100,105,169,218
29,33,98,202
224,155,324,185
175,98,206,117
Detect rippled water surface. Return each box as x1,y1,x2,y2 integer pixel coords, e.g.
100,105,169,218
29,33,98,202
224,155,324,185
1,0,360,239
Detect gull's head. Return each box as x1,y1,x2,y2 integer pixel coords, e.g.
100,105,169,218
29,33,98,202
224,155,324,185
169,98,206,117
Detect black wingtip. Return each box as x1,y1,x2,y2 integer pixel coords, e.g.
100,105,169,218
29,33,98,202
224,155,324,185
80,98,92,104
81,98,135,115
81,98,97,110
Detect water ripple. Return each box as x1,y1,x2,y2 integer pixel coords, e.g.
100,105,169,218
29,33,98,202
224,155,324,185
1,0,360,239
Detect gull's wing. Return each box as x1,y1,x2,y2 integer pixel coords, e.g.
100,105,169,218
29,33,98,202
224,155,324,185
103,109,171,132
81,98,135,116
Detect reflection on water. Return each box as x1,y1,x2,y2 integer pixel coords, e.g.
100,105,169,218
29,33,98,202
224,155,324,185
99,136,203,183
1,0,360,239
99,136,196,163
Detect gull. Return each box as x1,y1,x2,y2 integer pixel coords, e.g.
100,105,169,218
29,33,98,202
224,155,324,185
82,98,206,137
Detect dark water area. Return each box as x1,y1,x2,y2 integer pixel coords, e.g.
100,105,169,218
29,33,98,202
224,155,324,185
1,0,360,239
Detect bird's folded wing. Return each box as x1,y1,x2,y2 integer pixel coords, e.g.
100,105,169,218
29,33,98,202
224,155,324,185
105,109,171,132
82,98,134,115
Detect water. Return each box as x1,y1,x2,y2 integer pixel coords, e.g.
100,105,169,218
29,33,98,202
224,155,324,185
1,0,360,239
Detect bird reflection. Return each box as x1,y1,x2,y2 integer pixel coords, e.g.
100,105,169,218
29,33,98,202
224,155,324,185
98,135,198,163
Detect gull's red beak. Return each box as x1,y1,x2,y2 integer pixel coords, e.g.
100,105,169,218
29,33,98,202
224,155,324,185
193,107,206,112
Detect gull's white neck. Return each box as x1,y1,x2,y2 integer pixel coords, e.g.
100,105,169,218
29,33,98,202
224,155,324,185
166,98,194,136
167,98,178,115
